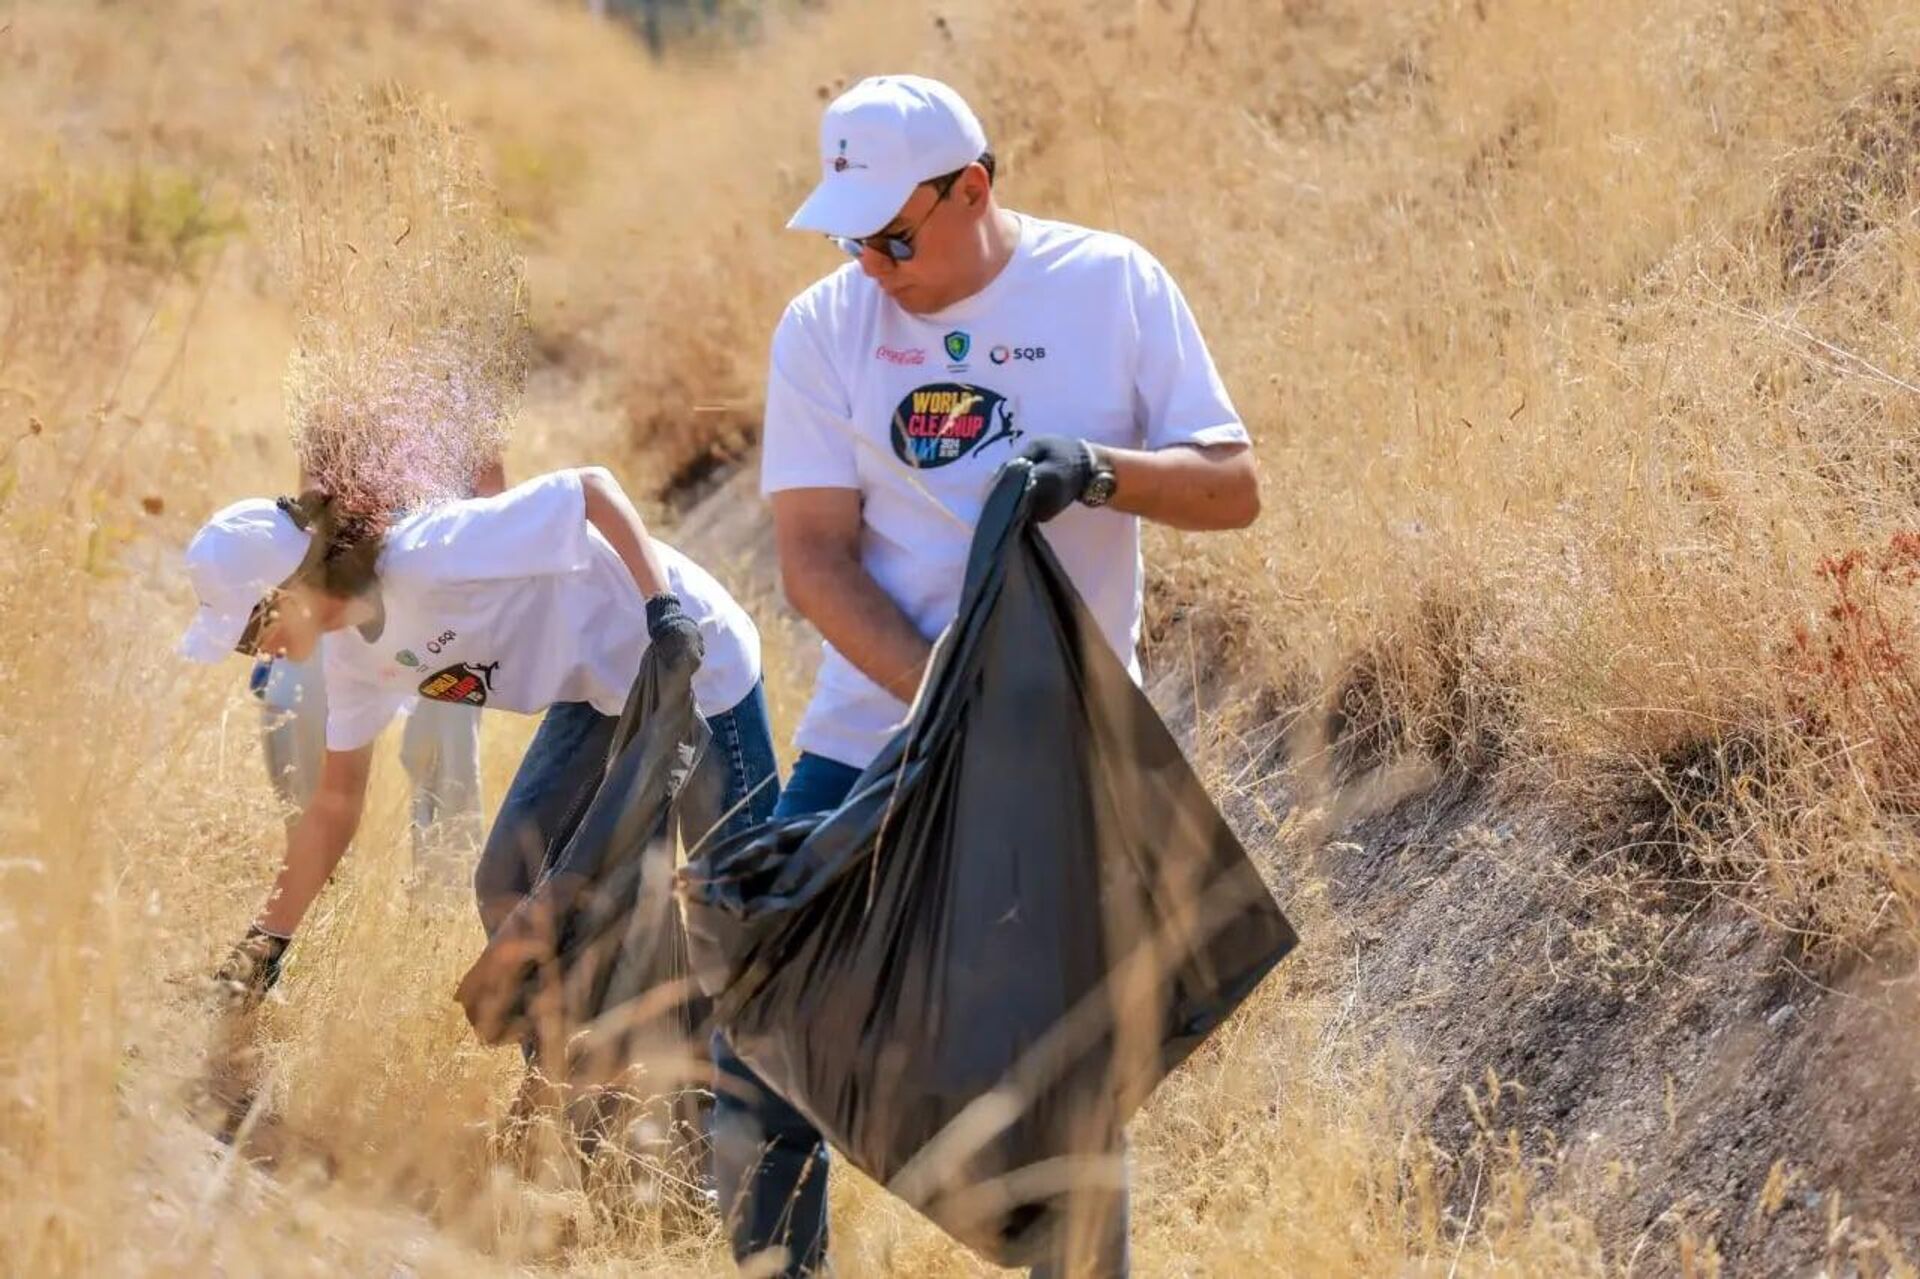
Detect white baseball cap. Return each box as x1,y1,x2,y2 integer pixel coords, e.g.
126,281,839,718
787,75,989,239
177,498,312,663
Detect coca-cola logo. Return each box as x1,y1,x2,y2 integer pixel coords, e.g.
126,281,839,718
875,345,927,366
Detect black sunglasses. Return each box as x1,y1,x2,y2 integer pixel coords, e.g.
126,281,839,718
833,168,965,263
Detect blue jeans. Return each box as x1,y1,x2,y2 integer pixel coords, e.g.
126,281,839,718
475,682,781,937
710,753,1131,1278
712,752,860,1277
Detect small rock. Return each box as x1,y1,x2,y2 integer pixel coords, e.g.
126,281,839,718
1766,1004,1796,1030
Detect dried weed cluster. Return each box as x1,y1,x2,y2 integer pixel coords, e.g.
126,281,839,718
264,88,529,517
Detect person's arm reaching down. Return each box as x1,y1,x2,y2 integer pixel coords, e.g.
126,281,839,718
579,467,672,600
257,743,374,937
578,467,704,668
771,487,934,704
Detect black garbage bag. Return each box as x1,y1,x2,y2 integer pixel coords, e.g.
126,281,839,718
456,639,723,1139
680,461,1298,1267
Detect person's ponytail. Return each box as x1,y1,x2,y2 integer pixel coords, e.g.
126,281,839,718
277,489,384,599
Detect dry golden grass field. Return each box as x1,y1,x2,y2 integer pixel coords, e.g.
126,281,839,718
4,0,1920,1274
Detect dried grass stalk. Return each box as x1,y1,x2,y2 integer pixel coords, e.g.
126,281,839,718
262,87,529,520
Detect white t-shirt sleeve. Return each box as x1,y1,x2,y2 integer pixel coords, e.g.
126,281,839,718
1128,248,1250,452
322,646,406,751
382,469,597,585
760,300,860,494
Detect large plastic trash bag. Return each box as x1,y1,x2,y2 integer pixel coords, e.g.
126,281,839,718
680,461,1298,1267
456,638,722,1149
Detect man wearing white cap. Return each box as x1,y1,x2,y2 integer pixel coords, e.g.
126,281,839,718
722,74,1261,1277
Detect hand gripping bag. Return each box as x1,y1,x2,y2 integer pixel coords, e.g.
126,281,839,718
680,462,1298,1266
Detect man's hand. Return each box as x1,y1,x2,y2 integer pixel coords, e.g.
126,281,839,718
1008,435,1093,522
645,593,705,672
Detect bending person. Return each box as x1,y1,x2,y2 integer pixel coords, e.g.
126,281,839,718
249,458,508,881
177,466,777,1013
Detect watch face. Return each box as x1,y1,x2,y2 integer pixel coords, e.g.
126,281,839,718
1083,471,1118,508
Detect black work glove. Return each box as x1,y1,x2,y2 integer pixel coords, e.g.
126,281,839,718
1008,434,1094,522
645,592,705,672
209,925,289,1013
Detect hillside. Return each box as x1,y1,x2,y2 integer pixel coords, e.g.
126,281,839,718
3,0,1918,1273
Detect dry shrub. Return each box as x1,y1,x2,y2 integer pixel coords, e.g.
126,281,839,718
1046,0,1920,956
1790,536,1920,810
1671,534,1920,948
264,88,529,515
0,164,232,433
1768,68,1920,288
1322,593,1506,780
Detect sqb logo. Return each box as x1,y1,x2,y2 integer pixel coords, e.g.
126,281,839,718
989,345,1046,365
426,629,457,655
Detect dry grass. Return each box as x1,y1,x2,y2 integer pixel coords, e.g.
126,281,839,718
6,0,1920,1273
266,87,530,516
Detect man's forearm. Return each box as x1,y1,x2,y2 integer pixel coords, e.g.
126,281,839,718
258,795,361,936
1103,442,1260,530
786,552,933,704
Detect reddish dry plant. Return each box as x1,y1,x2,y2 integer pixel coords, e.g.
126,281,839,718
1785,533,1920,809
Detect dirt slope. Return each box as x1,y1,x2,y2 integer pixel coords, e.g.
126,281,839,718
1286,786,1920,1271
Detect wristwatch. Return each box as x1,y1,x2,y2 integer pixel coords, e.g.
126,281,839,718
1081,443,1118,508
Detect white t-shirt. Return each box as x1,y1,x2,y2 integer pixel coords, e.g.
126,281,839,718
321,468,761,751
761,214,1248,768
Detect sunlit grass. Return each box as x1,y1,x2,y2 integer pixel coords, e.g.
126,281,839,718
5,0,1920,1272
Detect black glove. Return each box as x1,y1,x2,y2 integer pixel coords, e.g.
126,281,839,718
1009,435,1093,522
645,592,705,671
209,925,289,1013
